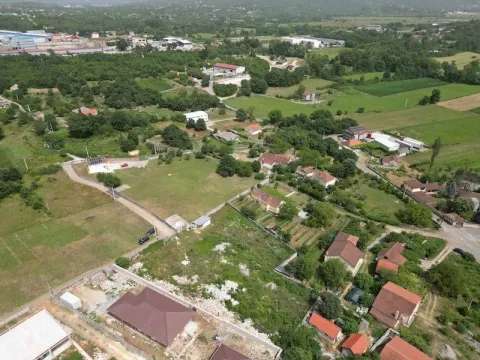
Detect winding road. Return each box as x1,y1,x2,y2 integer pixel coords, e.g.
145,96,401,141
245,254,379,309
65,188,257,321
0,95,26,112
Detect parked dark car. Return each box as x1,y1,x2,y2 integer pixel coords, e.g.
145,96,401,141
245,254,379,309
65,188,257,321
146,228,155,236
453,248,465,256
138,236,150,245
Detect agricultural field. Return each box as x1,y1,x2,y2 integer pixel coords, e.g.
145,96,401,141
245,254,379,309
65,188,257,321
354,78,447,97
437,93,480,111
266,78,333,97
309,47,344,58
225,94,320,118
138,206,311,333
116,159,257,222
394,114,480,145
342,72,385,81
137,78,173,92
435,52,480,69
351,105,464,131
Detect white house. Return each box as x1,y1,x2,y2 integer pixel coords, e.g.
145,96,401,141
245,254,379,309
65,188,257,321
212,63,246,75
395,137,424,150
302,91,316,101
0,308,72,360
91,32,100,39
374,137,400,152
184,111,209,123
10,84,19,91
312,171,337,187
245,123,262,136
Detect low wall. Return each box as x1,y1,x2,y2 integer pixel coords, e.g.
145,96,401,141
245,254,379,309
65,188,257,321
0,307,30,328
112,265,283,358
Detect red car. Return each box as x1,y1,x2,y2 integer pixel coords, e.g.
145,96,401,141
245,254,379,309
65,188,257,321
121,163,128,168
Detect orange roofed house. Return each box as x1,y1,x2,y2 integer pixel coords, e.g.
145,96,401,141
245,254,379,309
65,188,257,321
210,344,251,360
308,312,343,344
380,336,432,360
370,282,422,328
259,153,292,170
376,242,407,275
324,232,364,275
341,333,370,356
72,106,98,116
312,171,337,187
245,123,262,136
250,187,284,214
342,139,362,148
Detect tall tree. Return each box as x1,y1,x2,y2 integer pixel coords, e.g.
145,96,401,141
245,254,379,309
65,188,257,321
445,180,457,199
429,137,442,171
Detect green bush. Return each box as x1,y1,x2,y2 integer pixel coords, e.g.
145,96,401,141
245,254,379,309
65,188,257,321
115,257,130,268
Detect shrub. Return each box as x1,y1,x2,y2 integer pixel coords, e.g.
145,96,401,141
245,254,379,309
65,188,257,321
96,173,122,188
115,257,130,268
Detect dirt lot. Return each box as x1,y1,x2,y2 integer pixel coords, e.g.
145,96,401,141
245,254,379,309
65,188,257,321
437,93,480,111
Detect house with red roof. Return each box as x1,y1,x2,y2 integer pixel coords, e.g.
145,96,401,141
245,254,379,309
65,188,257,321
380,336,432,360
302,91,316,101
377,242,407,266
210,344,251,360
251,188,284,214
324,232,364,275
376,259,399,275
403,179,426,193
312,171,337,187
296,166,316,178
213,63,245,75
308,312,343,344
245,123,262,136
370,282,422,328
341,333,370,356
259,153,292,169
72,106,98,116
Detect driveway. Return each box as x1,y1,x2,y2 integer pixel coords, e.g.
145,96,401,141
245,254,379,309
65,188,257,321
439,224,480,262
0,95,26,112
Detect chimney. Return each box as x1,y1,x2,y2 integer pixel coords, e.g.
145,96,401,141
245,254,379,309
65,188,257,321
394,311,400,320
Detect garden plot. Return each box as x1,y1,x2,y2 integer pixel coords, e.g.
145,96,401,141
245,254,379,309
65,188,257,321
437,93,480,111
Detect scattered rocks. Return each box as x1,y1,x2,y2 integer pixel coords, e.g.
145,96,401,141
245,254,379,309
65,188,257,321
239,264,250,276
213,242,231,253
172,274,199,285
202,281,239,301
440,344,457,359
265,282,277,290
181,255,190,266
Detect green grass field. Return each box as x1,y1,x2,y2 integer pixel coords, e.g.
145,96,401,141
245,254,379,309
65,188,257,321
225,94,321,118
117,159,257,221
394,114,480,145
0,201,150,313
139,206,310,333
227,83,480,118
343,72,385,81
354,78,447,97
310,47,344,58
137,78,173,92
351,105,464,131
435,52,480,69
266,78,333,97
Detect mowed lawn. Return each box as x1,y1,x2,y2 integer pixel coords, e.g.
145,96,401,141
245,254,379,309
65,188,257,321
117,159,257,221
137,78,173,92
310,47,344,58
0,202,150,313
393,114,480,145
435,52,480,69
351,105,464,131
225,94,321,118
139,206,310,333
266,78,333,97
354,78,447,97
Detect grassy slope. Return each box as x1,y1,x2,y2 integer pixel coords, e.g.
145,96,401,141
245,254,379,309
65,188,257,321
435,52,480,69
117,159,257,221
342,72,385,81
354,78,447,97
266,78,333,97
137,78,173,92
140,206,310,333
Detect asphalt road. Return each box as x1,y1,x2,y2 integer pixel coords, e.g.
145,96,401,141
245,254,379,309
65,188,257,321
440,224,480,261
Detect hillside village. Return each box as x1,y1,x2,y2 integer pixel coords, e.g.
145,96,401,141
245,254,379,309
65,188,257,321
1,3,480,360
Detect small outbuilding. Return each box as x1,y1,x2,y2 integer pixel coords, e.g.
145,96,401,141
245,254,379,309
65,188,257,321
192,215,211,229
184,111,209,123
60,291,82,310
345,286,364,305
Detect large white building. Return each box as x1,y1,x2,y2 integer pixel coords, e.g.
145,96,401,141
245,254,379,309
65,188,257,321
184,111,208,123
0,309,71,360
148,36,193,51
281,36,345,48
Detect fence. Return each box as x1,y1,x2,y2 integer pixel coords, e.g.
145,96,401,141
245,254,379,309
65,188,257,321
112,265,283,358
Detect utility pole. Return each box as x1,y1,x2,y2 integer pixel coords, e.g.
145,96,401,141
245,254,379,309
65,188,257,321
23,157,28,171
112,187,116,200
404,98,408,108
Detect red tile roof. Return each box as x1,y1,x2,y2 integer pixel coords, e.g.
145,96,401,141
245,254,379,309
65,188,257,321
251,188,283,209
335,232,359,246
297,166,315,176
380,336,432,360
376,259,399,274
246,123,262,132
215,63,240,70
404,180,425,190
308,312,341,339
342,139,362,147
370,282,421,328
107,288,195,347
326,232,363,268
424,183,441,192
210,344,251,360
312,171,337,185
378,242,407,265
342,333,369,355
259,153,291,166
412,192,438,206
